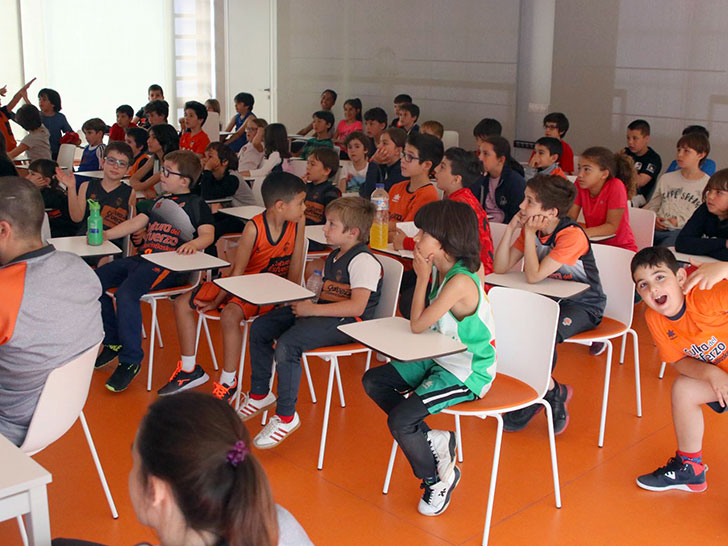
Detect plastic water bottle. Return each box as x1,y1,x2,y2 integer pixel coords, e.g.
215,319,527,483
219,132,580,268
87,199,103,246
306,269,324,303
370,183,389,250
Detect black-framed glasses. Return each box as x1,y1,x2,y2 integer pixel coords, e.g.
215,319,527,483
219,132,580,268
162,166,186,178
544,123,559,130
400,151,420,163
104,157,130,168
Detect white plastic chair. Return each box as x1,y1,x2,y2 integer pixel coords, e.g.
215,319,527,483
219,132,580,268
382,287,561,546
489,222,522,271
629,207,656,251
442,130,459,149
202,111,220,143
288,159,307,178
56,143,76,171
564,244,642,447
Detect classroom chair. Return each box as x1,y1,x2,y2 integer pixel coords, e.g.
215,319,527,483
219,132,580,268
202,111,220,143
489,222,522,271
382,287,561,546
56,143,76,171
442,130,459,149
628,206,656,251
288,159,307,178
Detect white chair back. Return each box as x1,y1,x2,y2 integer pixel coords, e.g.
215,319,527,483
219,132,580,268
57,143,76,171
300,237,310,285
489,222,522,271
442,130,459,149
202,111,220,142
289,159,307,178
628,206,656,251
249,176,265,206
41,212,51,244
372,255,404,319
591,244,636,326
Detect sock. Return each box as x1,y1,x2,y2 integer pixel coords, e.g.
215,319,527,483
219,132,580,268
276,413,294,424
180,355,196,372
251,392,269,401
220,370,236,385
677,450,703,468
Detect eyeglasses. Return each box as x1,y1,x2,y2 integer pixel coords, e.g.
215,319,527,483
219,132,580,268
544,123,559,130
400,151,420,163
162,166,186,179
104,157,130,168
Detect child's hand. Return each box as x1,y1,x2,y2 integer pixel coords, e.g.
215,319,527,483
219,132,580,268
55,167,76,191
683,259,728,293
176,242,197,255
131,229,146,245
667,217,678,228
370,147,387,164
708,367,728,408
291,299,316,317
524,214,549,234
392,228,407,250
412,245,432,280
655,216,668,231
508,211,525,230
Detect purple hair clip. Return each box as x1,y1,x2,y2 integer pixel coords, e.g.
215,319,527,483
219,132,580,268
226,440,250,467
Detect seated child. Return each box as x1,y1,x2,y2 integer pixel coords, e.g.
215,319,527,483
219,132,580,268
474,135,526,223
390,93,412,128
337,131,371,194
109,105,134,141
528,136,567,179
363,199,496,516
8,104,51,161
569,146,638,252
237,117,267,172
180,100,210,157
632,248,728,492
665,125,716,177
125,126,150,177
159,172,307,401
77,118,107,182
92,150,214,392
38,88,73,159
493,174,606,433
240,196,383,448
297,89,337,136
473,118,524,178
623,119,662,207
304,147,341,226
240,123,291,178
129,123,179,202
195,142,240,201
645,133,710,247
421,120,444,139
26,159,76,237
0,78,37,152
333,98,363,149
539,112,574,174
298,111,335,159
143,99,169,126
133,84,164,127
399,103,420,135
223,92,255,153
359,127,407,198
364,107,388,151
675,169,728,261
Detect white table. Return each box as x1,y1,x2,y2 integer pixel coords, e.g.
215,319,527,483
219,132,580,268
220,131,235,137
669,247,721,264
205,197,234,205
219,205,265,220
374,244,414,260
50,236,122,257
142,251,230,272
484,271,589,299
73,170,104,178
339,316,467,362
305,225,328,245
215,272,314,305
0,434,52,546
288,134,313,141
590,233,616,242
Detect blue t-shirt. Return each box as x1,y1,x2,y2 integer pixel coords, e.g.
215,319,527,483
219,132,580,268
666,158,716,177
40,112,73,159
227,111,253,153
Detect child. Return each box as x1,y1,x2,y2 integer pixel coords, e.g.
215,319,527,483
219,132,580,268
528,137,567,179
7,104,51,161
399,103,420,135
93,150,213,392
364,107,388,150
473,118,525,178
675,169,728,261
129,123,179,201
223,92,255,153
645,133,710,247
26,158,76,237
240,196,383,448
304,147,341,226
359,127,407,198
0,78,36,152
133,84,164,127
143,99,170,126
240,123,291,178
337,131,371,194
475,135,526,223
196,142,240,202
37,88,73,159
665,125,716,177
363,199,496,516
109,105,134,142
205,98,221,116
77,118,107,178
390,93,412,128
540,112,574,174
569,146,638,252
125,127,150,177
632,248,728,492
421,120,444,139
333,98,363,149
180,100,210,157
237,117,268,172
623,119,662,207
298,111,335,159
493,174,606,433
297,89,337,136
159,172,307,400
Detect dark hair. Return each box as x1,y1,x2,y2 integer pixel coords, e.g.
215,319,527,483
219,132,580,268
185,100,209,124
543,112,569,137
400,103,420,120
343,131,372,154
137,393,278,546
104,141,134,164
0,176,44,240
310,147,340,179
322,89,338,103
261,171,306,208
580,146,637,199
148,84,163,95
0,133,11,165
535,137,563,159
149,123,180,157
443,147,483,187
394,94,412,104
627,119,650,135
364,107,387,125
206,141,239,172
407,132,444,175
164,150,203,185
82,118,106,133
677,132,710,158
28,159,61,191
383,127,407,149
313,110,335,131
144,100,169,119
414,200,481,272
263,123,291,159
116,104,134,118
473,118,502,138
343,98,363,121
630,246,680,278
205,99,221,113
526,174,576,216
15,104,42,131
38,88,62,112
702,168,728,200
484,135,512,161
682,125,709,138
234,92,255,109
125,127,149,152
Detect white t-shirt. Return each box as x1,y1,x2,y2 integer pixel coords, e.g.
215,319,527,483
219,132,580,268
347,253,382,292
645,170,708,229
238,142,265,172
338,162,369,193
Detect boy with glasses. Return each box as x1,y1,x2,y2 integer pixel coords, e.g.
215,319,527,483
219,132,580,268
540,112,574,175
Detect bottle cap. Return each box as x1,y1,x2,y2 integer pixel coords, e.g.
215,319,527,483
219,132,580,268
375,183,384,189
314,270,322,274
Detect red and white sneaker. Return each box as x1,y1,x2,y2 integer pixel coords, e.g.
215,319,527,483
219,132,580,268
253,412,301,449
238,391,277,421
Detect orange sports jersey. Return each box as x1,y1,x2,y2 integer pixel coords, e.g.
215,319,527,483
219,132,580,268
244,213,298,277
645,280,728,371
388,180,439,222
179,130,211,155
128,153,149,177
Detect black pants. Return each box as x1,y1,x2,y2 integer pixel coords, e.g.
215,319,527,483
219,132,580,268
553,299,602,369
397,269,431,319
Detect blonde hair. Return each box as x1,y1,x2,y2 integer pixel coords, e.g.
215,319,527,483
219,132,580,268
325,196,376,242
421,120,444,139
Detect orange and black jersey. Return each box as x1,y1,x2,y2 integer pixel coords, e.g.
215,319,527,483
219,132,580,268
305,180,341,225
245,213,298,277
83,180,134,230
140,193,214,254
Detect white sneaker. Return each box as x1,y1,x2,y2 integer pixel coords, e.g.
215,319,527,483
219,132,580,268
253,412,301,449
417,466,461,516
427,430,456,481
238,391,277,421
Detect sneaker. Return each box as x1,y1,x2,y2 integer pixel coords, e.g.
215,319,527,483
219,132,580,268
238,391,277,421
417,466,461,516
157,362,210,396
212,377,238,404
95,344,122,369
253,412,301,449
105,362,141,392
427,430,456,481
636,455,707,492
503,404,542,432
589,342,607,356
544,381,573,435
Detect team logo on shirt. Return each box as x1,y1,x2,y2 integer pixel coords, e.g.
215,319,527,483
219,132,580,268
646,163,656,174
392,194,401,203
667,329,677,340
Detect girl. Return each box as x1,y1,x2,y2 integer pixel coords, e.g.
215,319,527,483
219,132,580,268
27,159,76,237
237,117,268,172
675,169,728,261
129,123,180,201
239,123,291,178
333,98,363,149
8,104,51,161
568,146,638,252
337,131,371,194
37,88,74,159
125,126,151,178
205,98,221,115
358,127,407,198
477,135,526,223
362,200,496,517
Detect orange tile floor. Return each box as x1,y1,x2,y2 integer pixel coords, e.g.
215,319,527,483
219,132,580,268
2,301,728,545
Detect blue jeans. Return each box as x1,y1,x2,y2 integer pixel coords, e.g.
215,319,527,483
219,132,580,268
653,229,680,247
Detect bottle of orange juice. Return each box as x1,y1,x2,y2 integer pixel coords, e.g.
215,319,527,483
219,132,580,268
369,184,389,249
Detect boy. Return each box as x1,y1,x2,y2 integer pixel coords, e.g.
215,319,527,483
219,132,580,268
223,92,255,153
93,150,214,392
298,110,335,159
239,196,383,448
134,84,164,127
77,118,107,180
109,105,134,142
125,127,150,177
645,133,709,247
390,93,413,128
364,107,388,150
421,120,444,139
0,78,36,152
38,88,74,159
195,142,240,202
623,119,662,207
540,112,574,174
297,89,337,136
143,100,169,126
632,247,728,492
399,103,420,135
159,172,307,401
528,137,567,179
303,147,341,226
665,125,716,177
493,174,606,433
473,118,502,143
179,100,210,157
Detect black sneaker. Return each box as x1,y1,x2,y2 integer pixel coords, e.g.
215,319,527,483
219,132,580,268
157,362,210,396
503,404,542,432
105,362,141,392
636,455,707,492
95,344,122,369
212,377,238,404
544,381,573,435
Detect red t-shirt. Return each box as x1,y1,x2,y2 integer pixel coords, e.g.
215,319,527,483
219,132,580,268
108,123,126,142
559,140,574,174
179,130,211,155
575,177,637,252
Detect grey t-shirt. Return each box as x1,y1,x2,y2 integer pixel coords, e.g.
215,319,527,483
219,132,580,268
21,125,52,161
277,505,314,546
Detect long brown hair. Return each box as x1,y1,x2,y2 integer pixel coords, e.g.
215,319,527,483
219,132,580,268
581,146,637,199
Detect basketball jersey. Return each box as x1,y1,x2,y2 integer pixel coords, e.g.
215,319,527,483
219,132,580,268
85,180,133,229
319,243,382,319
245,213,298,277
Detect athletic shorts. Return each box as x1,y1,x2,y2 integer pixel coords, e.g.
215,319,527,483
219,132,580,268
392,359,478,414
